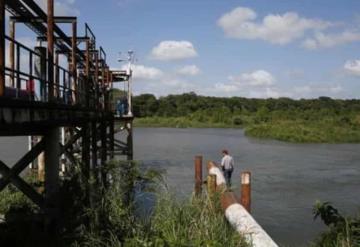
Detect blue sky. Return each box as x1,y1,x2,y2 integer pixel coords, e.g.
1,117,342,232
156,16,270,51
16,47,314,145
13,0,360,98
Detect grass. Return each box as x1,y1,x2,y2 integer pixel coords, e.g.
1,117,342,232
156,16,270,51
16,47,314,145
0,161,248,247
134,115,360,143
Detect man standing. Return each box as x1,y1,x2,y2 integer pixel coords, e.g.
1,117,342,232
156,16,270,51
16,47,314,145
221,149,234,187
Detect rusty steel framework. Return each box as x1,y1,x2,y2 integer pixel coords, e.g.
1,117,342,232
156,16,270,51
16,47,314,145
0,0,133,223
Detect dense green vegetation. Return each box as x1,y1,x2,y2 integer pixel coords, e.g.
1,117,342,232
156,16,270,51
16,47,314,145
0,161,247,247
129,91,360,143
312,201,360,246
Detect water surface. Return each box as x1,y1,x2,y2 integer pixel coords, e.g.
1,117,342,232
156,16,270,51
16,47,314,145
133,127,360,246
1,128,359,246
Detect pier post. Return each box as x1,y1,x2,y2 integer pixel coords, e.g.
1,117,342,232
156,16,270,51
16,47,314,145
207,174,216,195
194,155,202,196
240,171,251,213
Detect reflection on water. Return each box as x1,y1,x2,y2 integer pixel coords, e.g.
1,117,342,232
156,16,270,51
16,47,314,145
1,128,359,246
132,127,360,247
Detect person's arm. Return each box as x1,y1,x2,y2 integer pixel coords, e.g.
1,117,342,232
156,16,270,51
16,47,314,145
221,157,225,168
230,157,234,170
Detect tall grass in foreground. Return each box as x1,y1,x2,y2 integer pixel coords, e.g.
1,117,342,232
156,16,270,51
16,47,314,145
65,160,248,247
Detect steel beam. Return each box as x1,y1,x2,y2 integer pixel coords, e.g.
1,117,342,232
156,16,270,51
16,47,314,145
10,16,77,23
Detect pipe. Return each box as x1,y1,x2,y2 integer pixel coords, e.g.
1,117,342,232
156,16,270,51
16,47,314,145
221,192,278,247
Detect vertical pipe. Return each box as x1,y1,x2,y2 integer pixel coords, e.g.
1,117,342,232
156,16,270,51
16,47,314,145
126,121,133,160
9,20,15,88
47,0,54,101
127,70,132,116
16,45,20,97
61,127,65,173
0,0,4,97
95,52,99,109
28,136,33,169
85,40,90,107
207,174,217,195
55,52,59,100
71,21,77,104
240,172,251,213
38,137,45,185
194,155,202,196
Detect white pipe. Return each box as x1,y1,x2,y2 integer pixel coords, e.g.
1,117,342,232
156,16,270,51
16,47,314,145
225,203,278,247
28,136,33,168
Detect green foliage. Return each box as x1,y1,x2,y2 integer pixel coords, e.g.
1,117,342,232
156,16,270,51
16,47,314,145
132,92,360,143
122,193,248,247
312,201,360,247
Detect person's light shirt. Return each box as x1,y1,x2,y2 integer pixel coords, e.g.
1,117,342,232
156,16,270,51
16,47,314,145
221,155,234,170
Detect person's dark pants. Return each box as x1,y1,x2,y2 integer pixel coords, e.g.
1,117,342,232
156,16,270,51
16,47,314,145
224,169,233,187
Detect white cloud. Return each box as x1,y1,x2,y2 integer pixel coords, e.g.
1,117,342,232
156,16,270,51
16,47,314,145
201,70,278,97
303,30,360,50
150,41,198,61
344,60,360,76
294,84,343,97
217,6,331,45
230,70,275,86
34,0,80,16
127,64,164,80
176,65,201,76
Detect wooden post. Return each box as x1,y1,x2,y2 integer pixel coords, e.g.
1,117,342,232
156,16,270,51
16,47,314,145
240,171,251,213
207,174,216,195
194,155,202,196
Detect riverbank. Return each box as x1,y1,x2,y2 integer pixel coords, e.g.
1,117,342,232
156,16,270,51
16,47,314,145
134,117,360,143
130,92,360,143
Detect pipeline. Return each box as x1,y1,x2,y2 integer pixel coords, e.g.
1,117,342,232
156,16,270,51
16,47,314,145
199,159,278,247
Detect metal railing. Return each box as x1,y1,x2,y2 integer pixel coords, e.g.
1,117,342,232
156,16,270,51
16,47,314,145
3,35,107,111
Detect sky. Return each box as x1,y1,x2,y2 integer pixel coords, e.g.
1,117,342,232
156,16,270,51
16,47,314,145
11,0,360,99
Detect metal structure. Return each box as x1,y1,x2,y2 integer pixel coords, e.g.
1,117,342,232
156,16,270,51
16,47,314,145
0,0,133,221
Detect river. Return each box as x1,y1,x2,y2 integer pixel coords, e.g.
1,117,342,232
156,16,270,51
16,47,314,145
1,128,359,246
132,127,360,246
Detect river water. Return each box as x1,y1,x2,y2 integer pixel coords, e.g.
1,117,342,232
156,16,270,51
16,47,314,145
132,128,360,246
1,128,359,246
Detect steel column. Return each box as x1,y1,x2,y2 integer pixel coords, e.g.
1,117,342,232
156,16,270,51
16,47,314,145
0,0,5,97
47,0,54,101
